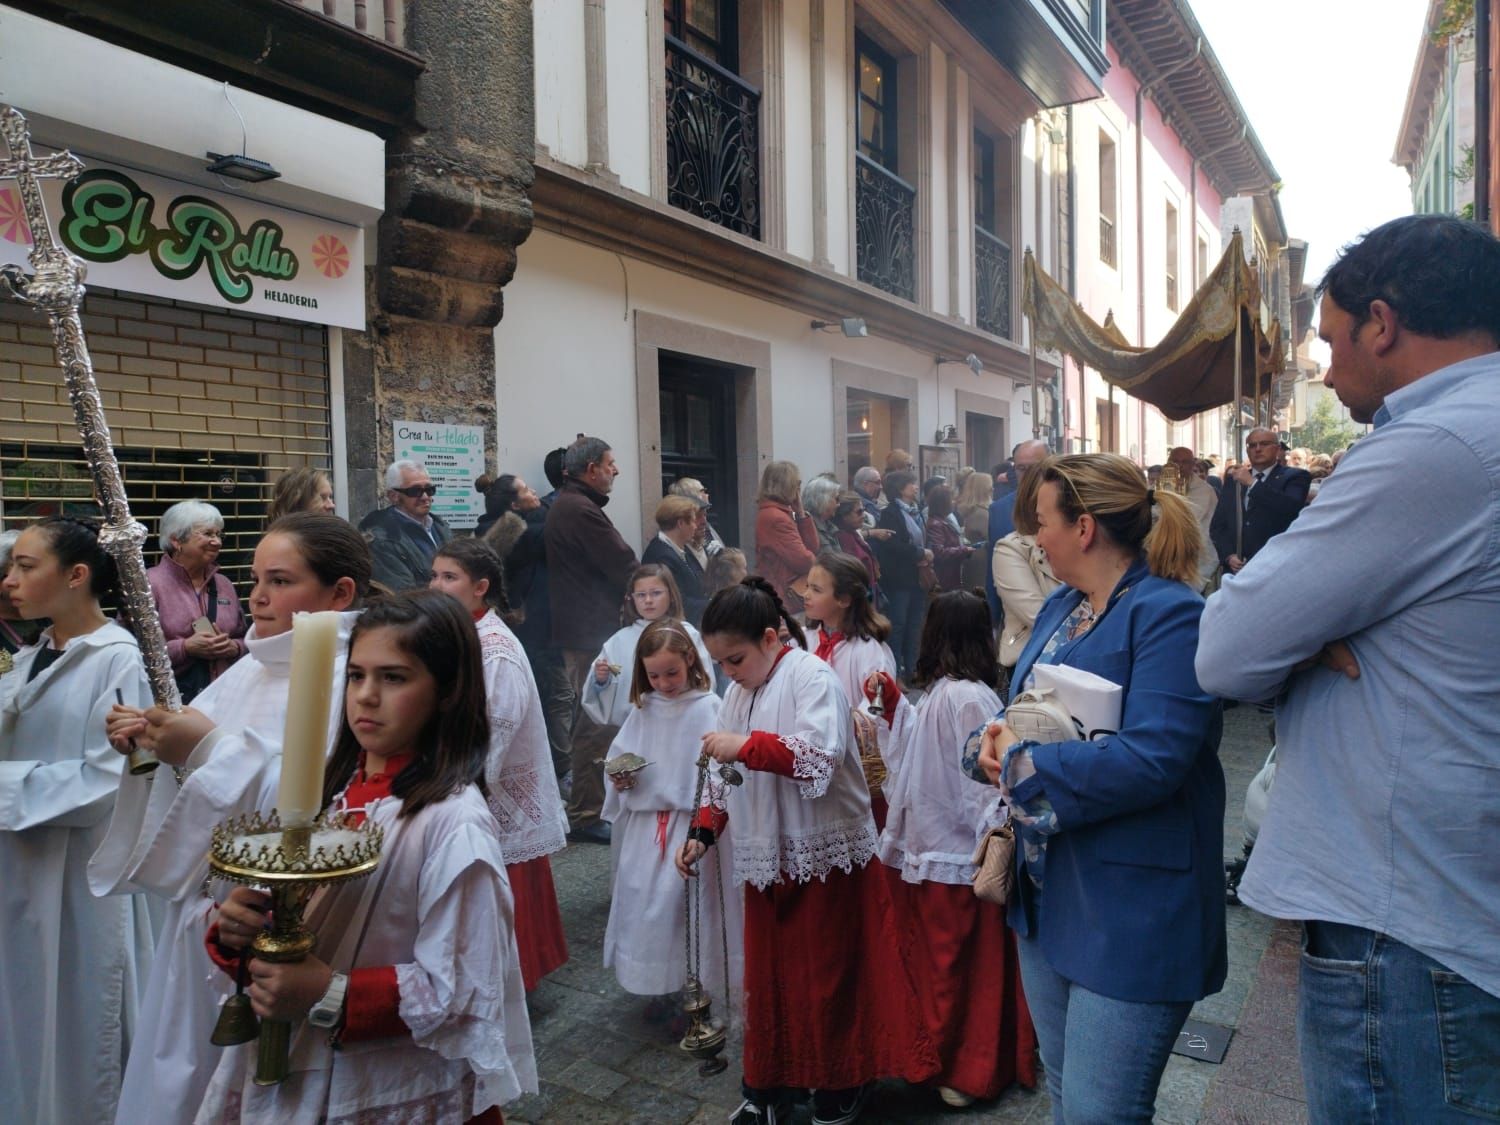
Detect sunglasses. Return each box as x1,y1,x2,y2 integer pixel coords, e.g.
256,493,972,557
394,484,438,498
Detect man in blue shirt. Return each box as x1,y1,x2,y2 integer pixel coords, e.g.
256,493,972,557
1197,214,1500,1123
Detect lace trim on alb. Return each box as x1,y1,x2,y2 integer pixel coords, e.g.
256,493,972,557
785,734,835,799
732,820,878,889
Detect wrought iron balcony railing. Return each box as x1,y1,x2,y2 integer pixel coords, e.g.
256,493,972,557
975,226,1012,339
665,35,762,239
1100,214,1117,267
855,153,916,301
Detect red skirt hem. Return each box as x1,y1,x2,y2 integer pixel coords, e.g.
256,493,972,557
741,860,942,1090
509,856,568,992
884,872,1038,1097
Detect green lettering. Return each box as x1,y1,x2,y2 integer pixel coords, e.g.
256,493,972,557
59,170,154,263
152,197,252,302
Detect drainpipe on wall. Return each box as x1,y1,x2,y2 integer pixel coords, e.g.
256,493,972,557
1136,38,1202,462
1477,0,1492,227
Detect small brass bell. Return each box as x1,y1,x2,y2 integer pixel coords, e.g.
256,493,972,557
210,954,260,1047
678,977,728,1075
210,992,260,1046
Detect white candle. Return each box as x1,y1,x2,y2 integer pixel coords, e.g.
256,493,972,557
277,611,340,828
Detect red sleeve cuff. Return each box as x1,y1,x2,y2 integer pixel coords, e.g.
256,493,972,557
204,922,240,978
739,731,795,776
691,804,729,835
342,965,408,1042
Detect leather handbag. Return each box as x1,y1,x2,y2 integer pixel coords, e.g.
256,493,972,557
1002,686,1081,746
971,823,1015,905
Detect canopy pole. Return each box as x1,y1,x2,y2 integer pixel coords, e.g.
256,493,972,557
1030,329,1041,443
1233,231,1245,561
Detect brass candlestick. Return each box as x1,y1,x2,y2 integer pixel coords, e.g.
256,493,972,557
207,810,383,1085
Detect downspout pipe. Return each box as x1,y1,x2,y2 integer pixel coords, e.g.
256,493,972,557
1136,38,1201,461
1477,0,1492,227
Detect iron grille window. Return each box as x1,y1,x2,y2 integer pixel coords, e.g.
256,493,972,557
665,35,762,238
1099,132,1118,267
975,227,1012,339
855,154,916,301
1165,200,1180,312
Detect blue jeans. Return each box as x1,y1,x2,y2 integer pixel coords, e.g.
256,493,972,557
1016,931,1191,1124
884,586,925,679
1299,920,1500,1123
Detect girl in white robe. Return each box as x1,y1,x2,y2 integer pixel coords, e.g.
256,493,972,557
680,579,939,1125
581,563,712,730
150,591,535,1124
874,589,1038,1103
601,620,740,999
431,538,569,990
800,551,911,830
0,517,153,1125
91,513,369,1125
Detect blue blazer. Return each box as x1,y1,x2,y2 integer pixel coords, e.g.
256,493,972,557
1005,556,1226,1004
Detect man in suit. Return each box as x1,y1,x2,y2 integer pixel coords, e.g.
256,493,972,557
1209,428,1311,573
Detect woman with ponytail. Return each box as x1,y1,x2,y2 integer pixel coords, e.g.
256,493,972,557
965,452,1225,1123
0,517,153,1124
679,577,938,1125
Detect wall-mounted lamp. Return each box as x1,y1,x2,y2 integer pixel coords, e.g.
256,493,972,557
813,317,868,338
207,82,281,183
205,153,281,183
934,424,960,444
937,353,984,377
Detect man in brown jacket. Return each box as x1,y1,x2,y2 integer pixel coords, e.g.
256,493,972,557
544,435,638,841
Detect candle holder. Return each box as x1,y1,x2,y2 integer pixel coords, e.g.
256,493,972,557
207,809,383,1086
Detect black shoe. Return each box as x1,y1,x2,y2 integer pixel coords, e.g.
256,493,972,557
568,822,611,845
812,1084,870,1125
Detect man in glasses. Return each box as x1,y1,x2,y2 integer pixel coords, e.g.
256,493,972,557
1208,427,1310,574
359,458,454,590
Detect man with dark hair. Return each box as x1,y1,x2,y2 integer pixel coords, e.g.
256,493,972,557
516,445,573,783
545,436,638,842
1198,215,1500,1121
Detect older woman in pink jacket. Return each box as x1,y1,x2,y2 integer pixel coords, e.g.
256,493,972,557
753,460,820,614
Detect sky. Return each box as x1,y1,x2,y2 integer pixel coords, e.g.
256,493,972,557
1189,0,1432,309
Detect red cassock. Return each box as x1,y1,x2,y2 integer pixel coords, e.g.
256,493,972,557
508,856,568,992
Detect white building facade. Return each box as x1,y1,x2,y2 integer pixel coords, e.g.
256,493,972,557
498,0,1108,549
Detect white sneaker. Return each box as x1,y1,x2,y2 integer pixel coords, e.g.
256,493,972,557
939,1085,975,1108
728,1098,781,1124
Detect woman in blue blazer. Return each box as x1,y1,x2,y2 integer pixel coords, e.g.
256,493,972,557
967,453,1225,1124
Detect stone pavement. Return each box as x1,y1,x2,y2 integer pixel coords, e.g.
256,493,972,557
508,705,1296,1124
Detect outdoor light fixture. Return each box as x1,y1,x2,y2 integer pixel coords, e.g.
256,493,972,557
812,317,868,338
935,424,960,444
937,353,984,377
206,82,281,183
205,152,281,183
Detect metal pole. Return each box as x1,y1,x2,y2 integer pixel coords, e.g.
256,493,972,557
1477,0,1492,228
0,107,176,772
1232,230,1245,560
1030,325,1041,442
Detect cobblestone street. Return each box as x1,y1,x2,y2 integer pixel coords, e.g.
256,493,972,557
509,706,1303,1124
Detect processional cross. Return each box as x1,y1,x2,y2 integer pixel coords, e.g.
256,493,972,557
1,105,177,769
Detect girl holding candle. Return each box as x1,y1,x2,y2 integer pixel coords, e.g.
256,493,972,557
601,619,740,1008
875,590,1038,1107
676,578,939,1125
0,517,154,1125
430,538,570,991
92,513,370,1125
582,564,713,731
161,591,535,1123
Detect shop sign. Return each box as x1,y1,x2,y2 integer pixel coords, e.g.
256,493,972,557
392,421,487,530
0,155,365,329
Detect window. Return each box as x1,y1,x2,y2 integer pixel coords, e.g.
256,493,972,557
1165,200,1179,312
1197,233,1209,285
1098,133,1117,267
856,33,898,170
664,0,738,69
973,130,996,233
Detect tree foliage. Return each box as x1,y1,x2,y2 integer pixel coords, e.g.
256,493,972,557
1290,395,1358,455
1434,0,1474,45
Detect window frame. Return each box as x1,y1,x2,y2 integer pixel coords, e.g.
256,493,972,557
855,31,900,171
665,0,739,71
